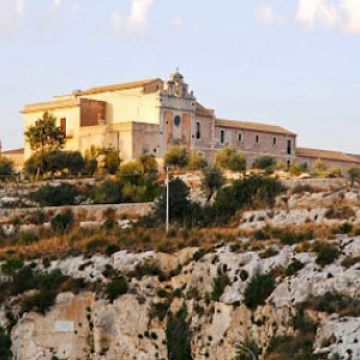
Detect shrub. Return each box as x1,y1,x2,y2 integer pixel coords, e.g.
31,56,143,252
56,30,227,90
188,150,207,171
29,183,79,207
51,209,74,234
83,157,98,176
0,157,14,179
259,247,279,259
213,175,285,223
325,206,355,220
341,256,360,269
64,151,85,175
131,258,163,280
1,257,24,275
214,147,246,172
243,272,275,309
235,338,260,360
164,145,189,169
91,179,123,204
338,222,353,234
150,302,169,322
210,274,230,301
21,289,57,315
166,306,192,360
290,163,302,176
348,167,360,186
17,231,39,245
313,159,327,176
253,156,276,170
273,228,314,245
291,184,316,194
103,148,121,175
311,292,360,317
0,326,12,359
314,242,340,267
106,276,129,302
285,258,305,276
27,210,47,225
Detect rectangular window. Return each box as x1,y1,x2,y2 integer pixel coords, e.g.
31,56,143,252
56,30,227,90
238,132,243,142
255,135,260,144
273,137,277,145
220,130,225,144
196,122,201,139
287,139,292,155
60,118,67,138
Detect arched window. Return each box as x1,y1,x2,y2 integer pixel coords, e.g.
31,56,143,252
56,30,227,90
273,137,277,145
174,115,181,127
196,122,201,139
255,134,260,144
220,130,225,144
238,132,243,143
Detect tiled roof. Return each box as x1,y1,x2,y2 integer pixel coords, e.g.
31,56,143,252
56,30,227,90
77,78,163,96
296,147,360,164
22,98,80,114
215,118,296,136
195,102,214,117
1,148,24,155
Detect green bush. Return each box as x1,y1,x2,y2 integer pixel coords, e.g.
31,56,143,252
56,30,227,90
29,183,79,206
103,148,121,175
213,175,285,223
314,242,340,267
51,209,74,234
201,166,225,202
188,150,207,171
243,273,275,309
0,157,14,179
0,326,12,360
164,145,190,169
17,231,40,245
311,292,360,317
150,302,169,322
214,147,246,172
91,179,123,204
273,228,314,245
166,306,192,360
285,258,305,276
106,276,129,302
21,289,57,315
252,156,276,170
27,210,47,225
325,206,355,220
1,257,24,275
235,338,260,360
348,167,360,185
338,222,353,234
131,258,163,280
210,274,230,301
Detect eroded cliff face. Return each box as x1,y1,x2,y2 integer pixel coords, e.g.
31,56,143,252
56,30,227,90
2,236,360,360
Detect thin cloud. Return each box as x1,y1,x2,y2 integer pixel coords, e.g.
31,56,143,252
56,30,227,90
0,0,25,33
111,0,154,35
295,0,360,33
256,5,274,25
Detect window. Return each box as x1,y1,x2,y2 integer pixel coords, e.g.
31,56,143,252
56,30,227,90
60,118,67,138
287,140,292,155
273,137,277,145
174,115,181,127
255,134,260,144
238,132,243,143
196,122,201,139
220,130,225,144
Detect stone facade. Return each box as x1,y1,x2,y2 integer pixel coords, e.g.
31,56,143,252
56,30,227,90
20,71,360,173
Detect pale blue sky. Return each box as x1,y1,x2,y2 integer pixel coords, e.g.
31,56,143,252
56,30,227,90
1,0,360,153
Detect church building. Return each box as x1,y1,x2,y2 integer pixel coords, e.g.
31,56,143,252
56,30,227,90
21,71,360,173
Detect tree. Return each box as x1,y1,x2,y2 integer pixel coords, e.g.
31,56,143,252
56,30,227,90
313,159,327,177
24,112,65,179
153,178,191,224
214,147,246,172
25,112,65,153
201,166,225,202
164,145,189,169
103,148,121,175
348,167,360,186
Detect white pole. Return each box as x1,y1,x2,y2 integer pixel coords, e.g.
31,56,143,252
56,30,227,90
166,166,169,234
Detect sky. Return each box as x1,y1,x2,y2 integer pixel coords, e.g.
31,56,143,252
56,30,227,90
0,0,360,153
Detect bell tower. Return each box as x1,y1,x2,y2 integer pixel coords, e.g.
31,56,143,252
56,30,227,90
160,70,196,154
